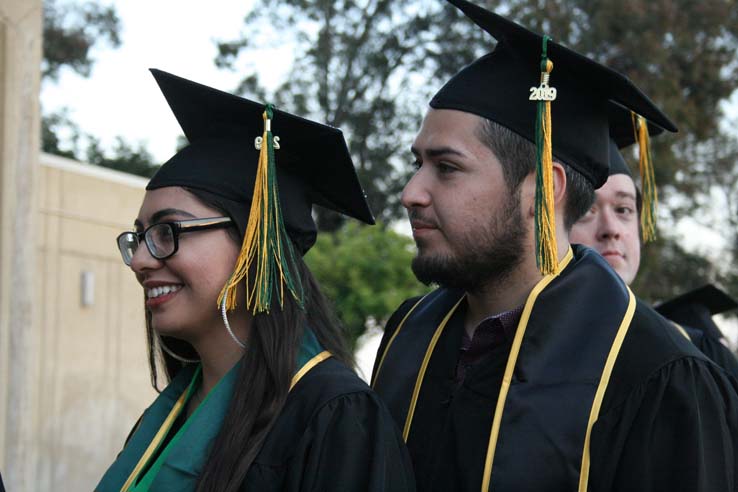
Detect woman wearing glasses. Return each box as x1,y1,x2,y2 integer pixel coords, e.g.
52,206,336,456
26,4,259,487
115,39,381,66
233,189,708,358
96,70,414,492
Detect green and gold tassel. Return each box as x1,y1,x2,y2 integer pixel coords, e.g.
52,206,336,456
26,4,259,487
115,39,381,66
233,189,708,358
218,104,304,314
532,35,559,276
631,112,658,242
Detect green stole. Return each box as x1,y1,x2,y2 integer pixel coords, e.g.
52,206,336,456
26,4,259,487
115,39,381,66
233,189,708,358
95,329,326,492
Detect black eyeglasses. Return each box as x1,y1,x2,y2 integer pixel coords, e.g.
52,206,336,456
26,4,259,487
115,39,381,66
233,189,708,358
117,217,234,266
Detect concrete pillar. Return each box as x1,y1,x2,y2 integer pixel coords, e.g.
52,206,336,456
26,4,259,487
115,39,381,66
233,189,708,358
0,0,43,490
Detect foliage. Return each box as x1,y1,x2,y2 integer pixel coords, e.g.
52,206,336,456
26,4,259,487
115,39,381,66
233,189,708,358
219,0,738,307
85,137,159,178
41,0,158,178
41,111,157,178
680,129,738,311
216,0,487,229
305,222,429,347
42,0,121,81
41,108,80,160
633,233,727,304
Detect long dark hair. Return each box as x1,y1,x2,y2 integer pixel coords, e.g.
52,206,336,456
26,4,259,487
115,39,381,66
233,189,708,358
143,188,354,492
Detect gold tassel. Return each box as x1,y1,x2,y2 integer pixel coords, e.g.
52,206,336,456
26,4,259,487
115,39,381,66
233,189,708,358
632,112,658,242
532,37,559,276
217,105,303,314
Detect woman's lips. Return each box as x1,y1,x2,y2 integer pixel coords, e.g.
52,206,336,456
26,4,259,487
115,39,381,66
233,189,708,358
146,289,180,308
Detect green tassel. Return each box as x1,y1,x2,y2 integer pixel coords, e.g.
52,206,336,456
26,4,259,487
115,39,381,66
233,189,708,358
533,35,559,276
218,104,304,314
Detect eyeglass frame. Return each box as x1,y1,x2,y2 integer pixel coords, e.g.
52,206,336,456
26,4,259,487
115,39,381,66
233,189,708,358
116,216,234,266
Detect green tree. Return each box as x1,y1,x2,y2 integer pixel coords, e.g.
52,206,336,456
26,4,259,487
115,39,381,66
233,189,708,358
305,222,429,347
673,128,738,311
633,233,725,303
85,137,159,178
41,108,80,159
42,0,121,81
220,0,738,306
41,0,158,178
216,0,486,229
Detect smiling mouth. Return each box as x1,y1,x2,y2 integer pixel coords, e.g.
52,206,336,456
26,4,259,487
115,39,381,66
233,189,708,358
147,285,183,299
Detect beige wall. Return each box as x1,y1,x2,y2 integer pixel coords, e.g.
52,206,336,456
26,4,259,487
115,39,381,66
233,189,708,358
33,153,156,490
0,3,163,488
0,0,42,488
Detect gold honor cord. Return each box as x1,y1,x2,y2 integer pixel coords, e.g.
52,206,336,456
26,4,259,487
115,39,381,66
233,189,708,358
120,387,191,491
671,322,692,342
402,296,466,441
370,293,431,388
480,248,574,492
290,351,332,391
577,288,635,492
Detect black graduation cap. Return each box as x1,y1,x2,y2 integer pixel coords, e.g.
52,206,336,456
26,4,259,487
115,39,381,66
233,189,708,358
607,140,632,177
607,102,667,177
147,69,374,256
431,0,677,189
655,284,738,341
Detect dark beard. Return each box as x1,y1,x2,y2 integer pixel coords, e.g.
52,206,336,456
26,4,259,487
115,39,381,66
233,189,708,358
411,192,526,292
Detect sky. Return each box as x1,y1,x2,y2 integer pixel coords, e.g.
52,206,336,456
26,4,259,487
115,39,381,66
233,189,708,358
41,0,292,163
41,0,738,348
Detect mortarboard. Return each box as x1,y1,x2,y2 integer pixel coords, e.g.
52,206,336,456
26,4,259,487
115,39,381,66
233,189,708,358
655,284,738,341
607,139,633,178
608,102,669,239
148,69,374,313
431,0,677,273
433,0,677,187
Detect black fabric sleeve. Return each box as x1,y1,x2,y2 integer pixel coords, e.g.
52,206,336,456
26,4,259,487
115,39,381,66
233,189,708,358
699,336,738,381
590,357,738,492
290,390,415,492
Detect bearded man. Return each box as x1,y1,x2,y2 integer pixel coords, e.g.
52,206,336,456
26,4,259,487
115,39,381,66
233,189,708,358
371,1,738,491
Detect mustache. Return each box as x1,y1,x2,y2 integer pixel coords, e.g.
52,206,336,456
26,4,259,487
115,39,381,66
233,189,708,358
407,209,439,228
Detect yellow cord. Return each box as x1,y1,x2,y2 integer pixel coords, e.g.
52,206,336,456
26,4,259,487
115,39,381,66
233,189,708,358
632,113,658,242
537,59,558,275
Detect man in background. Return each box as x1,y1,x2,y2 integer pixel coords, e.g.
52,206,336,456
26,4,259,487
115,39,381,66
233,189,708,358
570,141,738,378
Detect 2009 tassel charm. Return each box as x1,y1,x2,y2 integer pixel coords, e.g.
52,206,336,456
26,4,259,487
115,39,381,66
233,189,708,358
529,65,557,102
532,35,559,276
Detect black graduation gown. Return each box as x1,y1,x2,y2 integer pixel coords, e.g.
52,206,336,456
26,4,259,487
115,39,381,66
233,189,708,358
241,358,415,491
654,284,738,380
372,247,738,492
681,325,738,380
107,358,415,492
588,307,738,492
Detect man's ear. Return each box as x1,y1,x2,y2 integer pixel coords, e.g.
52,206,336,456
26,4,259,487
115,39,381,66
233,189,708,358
522,172,537,217
525,164,567,217
551,161,567,207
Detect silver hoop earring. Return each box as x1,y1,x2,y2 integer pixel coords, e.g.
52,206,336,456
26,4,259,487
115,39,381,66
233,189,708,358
156,333,199,363
221,287,247,349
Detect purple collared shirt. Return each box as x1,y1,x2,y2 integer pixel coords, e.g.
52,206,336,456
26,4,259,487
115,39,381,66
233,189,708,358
455,305,524,385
